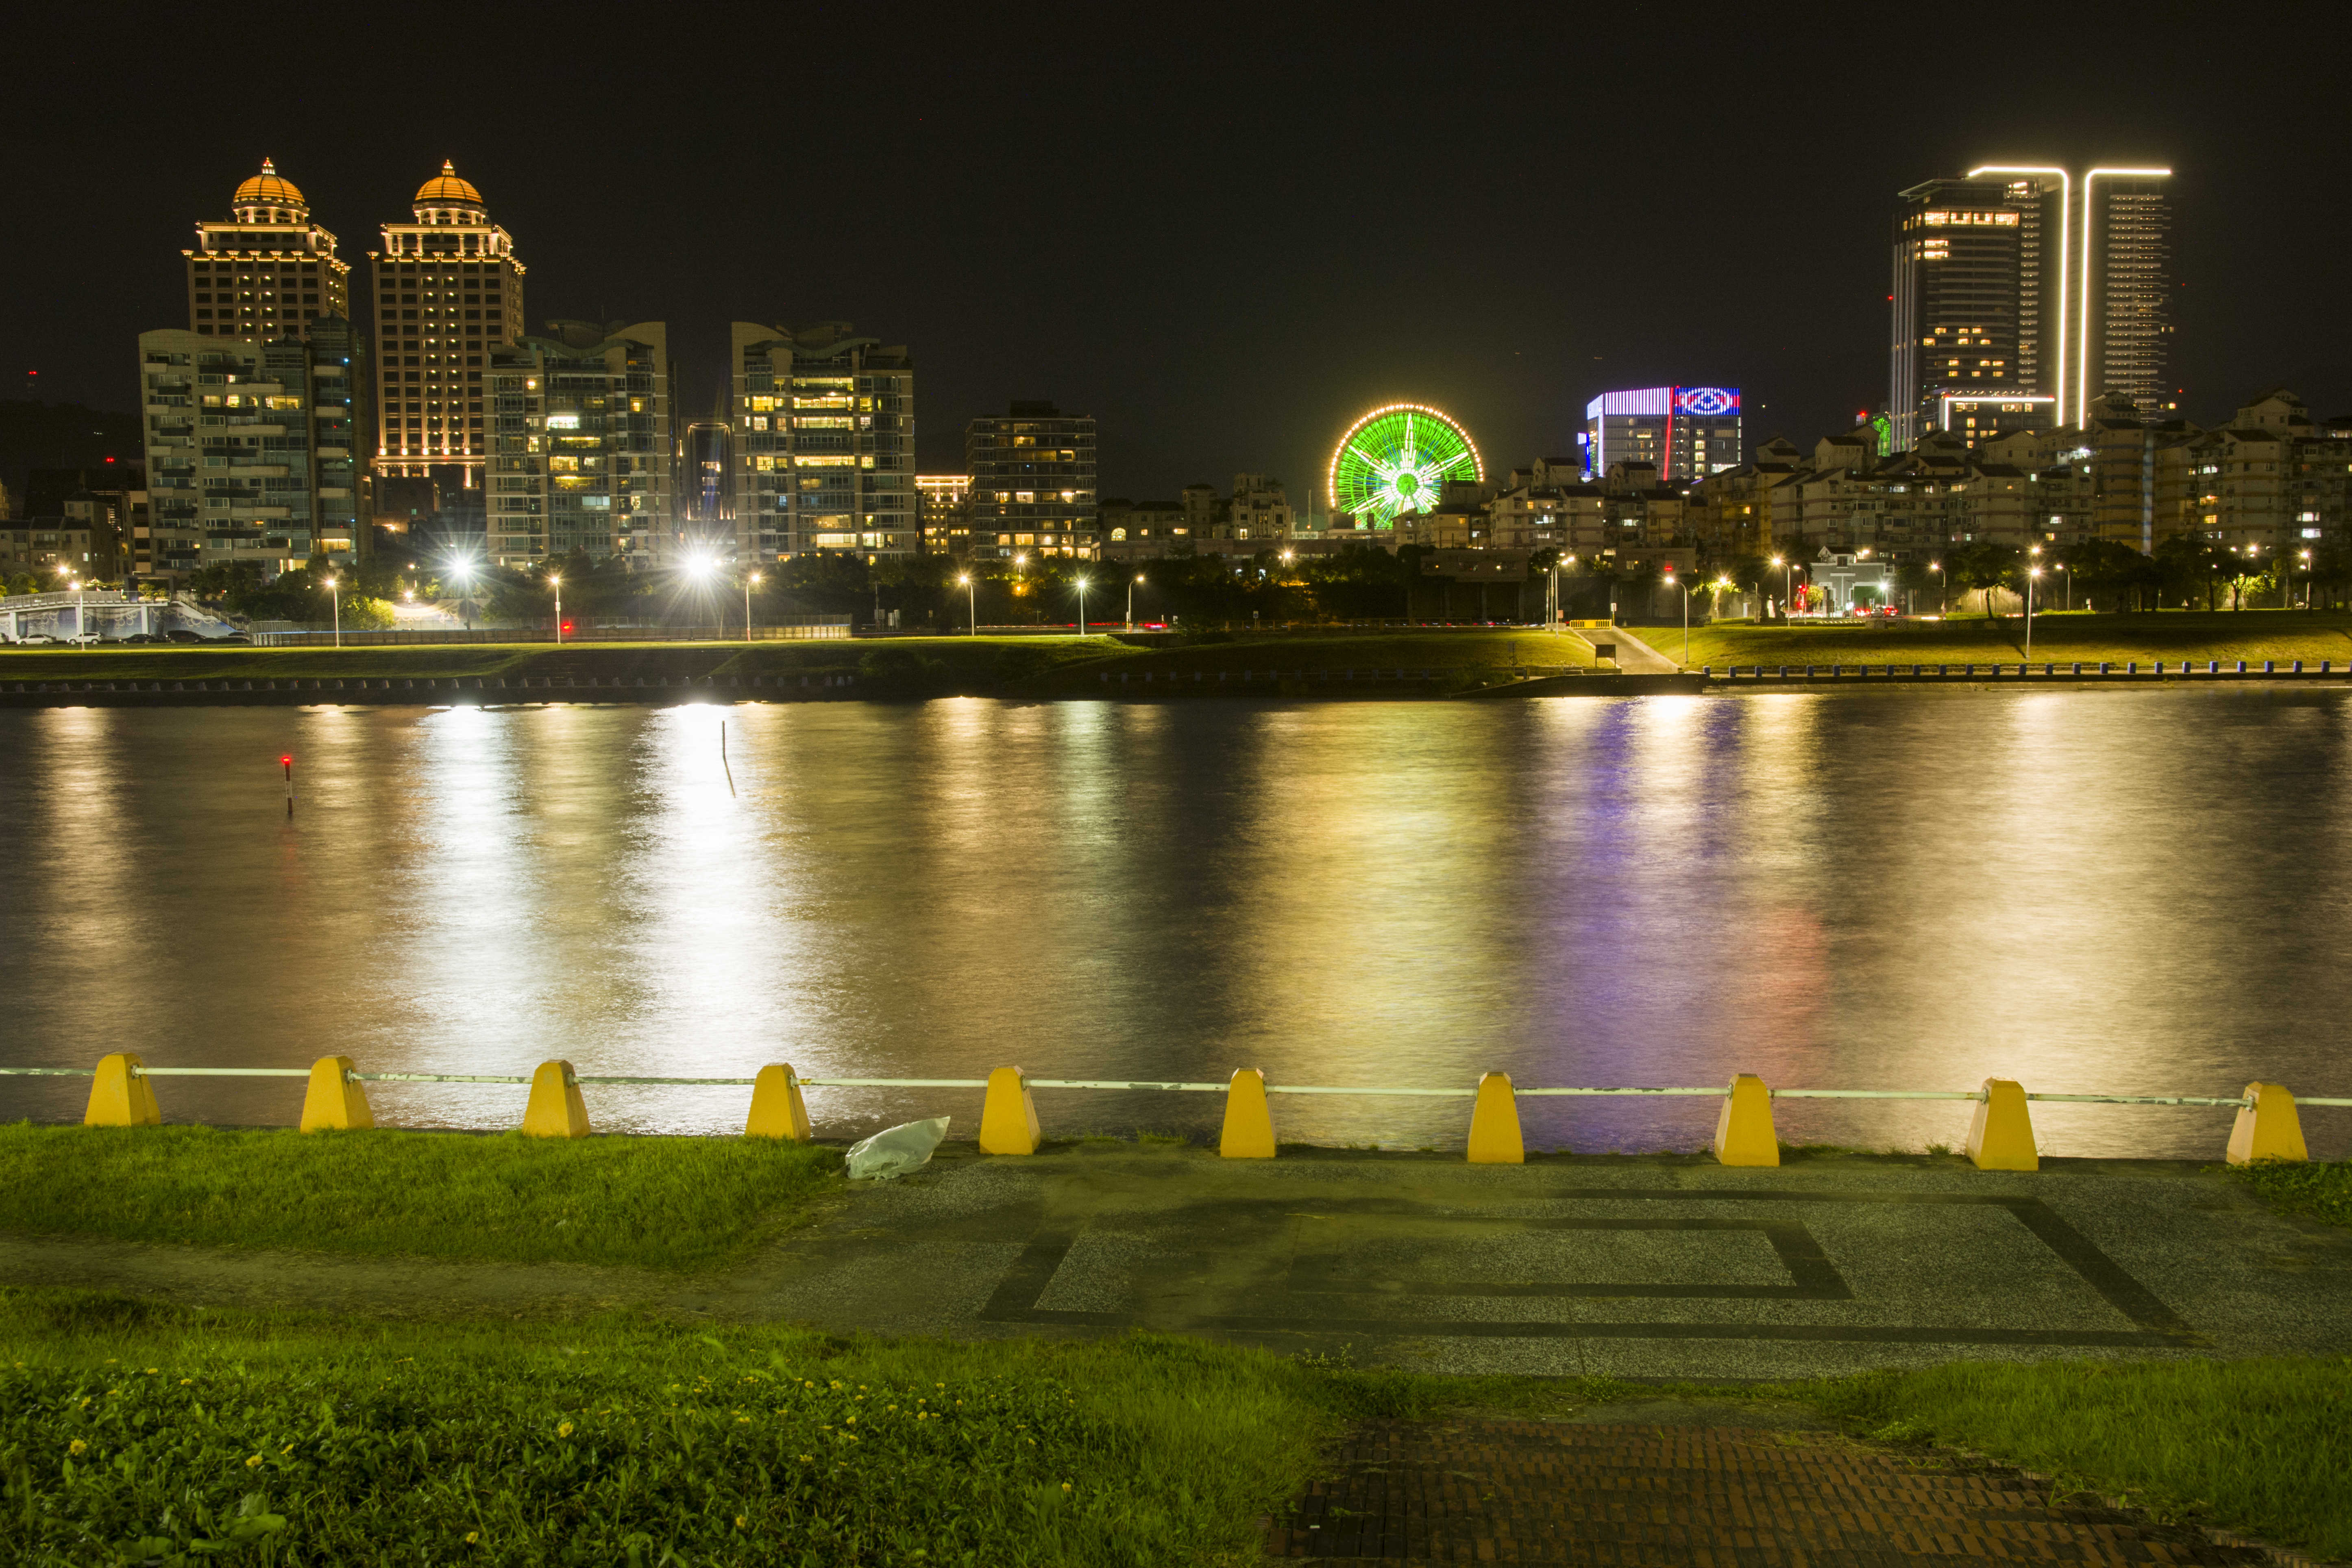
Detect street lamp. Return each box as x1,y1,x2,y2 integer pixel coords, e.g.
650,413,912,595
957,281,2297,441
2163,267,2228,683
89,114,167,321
1929,559,1945,616
2054,561,2070,612
2025,565,2040,660
1074,575,1090,635
745,571,761,644
324,575,340,649
1126,573,1144,630
1770,554,1788,620
548,574,562,646
2295,548,2311,610
1663,569,1690,665
957,573,976,635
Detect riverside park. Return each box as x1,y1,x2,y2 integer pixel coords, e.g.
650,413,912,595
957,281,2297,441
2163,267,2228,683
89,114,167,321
3,612,2350,1568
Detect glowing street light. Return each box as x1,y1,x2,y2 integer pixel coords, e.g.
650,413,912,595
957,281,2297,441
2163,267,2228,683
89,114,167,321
745,571,761,644
2026,564,2042,660
323,574,341,649
1074,575,1091,636
1126,573,1145,630
548,573,563,646
957,573,976,636
1929,559,1945,616
1662,566,1690,666
1770,554,1790,621
2295,548,2311,610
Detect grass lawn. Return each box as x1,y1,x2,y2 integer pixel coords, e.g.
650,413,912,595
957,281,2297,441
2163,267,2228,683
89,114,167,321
0,628,1588,694
0,1299,1442,1568
1804,1358,2352,1559
3,1291,2348,1564
1675,610,2352,671
0,1124,839,1272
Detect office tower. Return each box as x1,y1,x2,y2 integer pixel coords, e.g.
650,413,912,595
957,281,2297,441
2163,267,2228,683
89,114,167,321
2080,172,2174,421
1580,387,1743,481
730,321,916,559
1889,178,2024,450
137,320,370,579
483,321,671,567
369,161,526,485
183,161,352,341
965,401,1099,560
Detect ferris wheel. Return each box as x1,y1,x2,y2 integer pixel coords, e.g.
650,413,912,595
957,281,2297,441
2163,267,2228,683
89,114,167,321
1327,403,1483,527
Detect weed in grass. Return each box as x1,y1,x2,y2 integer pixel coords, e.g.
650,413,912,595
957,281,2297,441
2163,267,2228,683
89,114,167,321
0,1123,840,1272
2229,1158,2352,1228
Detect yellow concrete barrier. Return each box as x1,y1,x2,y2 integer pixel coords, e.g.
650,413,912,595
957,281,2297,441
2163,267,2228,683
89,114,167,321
1713,1074,1779,1166
1965,1078,2036,1171
978,1066,1040,1154
299,1055,373,1132
1219,1068,1275,1158
83,1052,162,1128
521,1059,592,1139
745,1064,814,1140
2227,1081,2308,1165
1466,1072,1523,1164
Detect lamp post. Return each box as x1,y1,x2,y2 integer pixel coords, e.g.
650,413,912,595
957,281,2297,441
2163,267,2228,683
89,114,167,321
2055,561,2070,612
1770,554,1788,620
324,575,340,649
2025,564,2039,660
1930,559,1945,616
548,574,562,646
1663,570,1690,665
1126,573,1144,630
2293,549,2308,610
1074,576,1090,636
744,571,760,644
958,573,976,635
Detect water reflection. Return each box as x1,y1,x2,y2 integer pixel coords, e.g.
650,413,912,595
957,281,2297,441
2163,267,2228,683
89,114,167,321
0,692,2343,1156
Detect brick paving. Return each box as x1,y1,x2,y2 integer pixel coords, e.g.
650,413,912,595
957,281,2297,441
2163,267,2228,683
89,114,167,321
1267,1418,2267,1565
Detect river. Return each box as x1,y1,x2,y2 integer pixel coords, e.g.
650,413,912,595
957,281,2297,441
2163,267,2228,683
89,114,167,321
2,690,2345,1158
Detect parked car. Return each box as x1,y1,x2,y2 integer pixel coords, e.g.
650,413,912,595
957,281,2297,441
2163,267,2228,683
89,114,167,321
120,633,161,644
161,628,207,643
17,633,58,645
63,634,101,647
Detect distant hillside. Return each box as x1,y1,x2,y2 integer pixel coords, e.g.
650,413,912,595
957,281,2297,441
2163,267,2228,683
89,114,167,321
0,400,145,516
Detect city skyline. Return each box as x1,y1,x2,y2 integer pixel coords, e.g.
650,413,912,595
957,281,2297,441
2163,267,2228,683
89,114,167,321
7,11,2349,505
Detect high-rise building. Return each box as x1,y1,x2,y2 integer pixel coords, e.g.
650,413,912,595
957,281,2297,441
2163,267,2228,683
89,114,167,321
483,321,671,568
679,405,734,552
1579,387,1744,481
965,401,1098,560
183,161,352,342
917,474,971,554
1889,179,2023,451
2079,171,2175,423
730,321,917,560
368,162,526,486
137,320,370,579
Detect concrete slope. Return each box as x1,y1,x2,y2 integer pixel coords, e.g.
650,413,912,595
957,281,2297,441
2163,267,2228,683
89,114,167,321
1581,624,1684,672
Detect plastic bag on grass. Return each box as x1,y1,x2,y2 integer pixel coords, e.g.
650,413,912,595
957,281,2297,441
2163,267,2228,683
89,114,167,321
845,1116,951,1180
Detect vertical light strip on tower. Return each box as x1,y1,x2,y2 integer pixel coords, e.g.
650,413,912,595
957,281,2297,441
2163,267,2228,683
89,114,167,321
2079,167,2171,428
1967,165,2069,426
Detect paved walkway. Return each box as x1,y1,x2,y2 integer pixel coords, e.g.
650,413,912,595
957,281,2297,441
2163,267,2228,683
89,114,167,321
3,1146,2345,1380
1268,1412,2270,1564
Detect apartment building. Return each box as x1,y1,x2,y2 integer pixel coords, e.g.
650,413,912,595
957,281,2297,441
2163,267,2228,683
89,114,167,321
183,161,352,343
732,321,917,560
483,321,671,566
965,401,1098,560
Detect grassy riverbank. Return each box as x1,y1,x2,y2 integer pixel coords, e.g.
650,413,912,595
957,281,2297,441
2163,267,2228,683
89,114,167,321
2233,1156,2352,1227
4,1294,2347,1563
1676,609,2352,670
0,1124,839,1271
0,628,1589,695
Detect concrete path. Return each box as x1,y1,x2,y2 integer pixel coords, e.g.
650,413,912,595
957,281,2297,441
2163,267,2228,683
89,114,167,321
1574,625,1683,673
6,1146,2345,1380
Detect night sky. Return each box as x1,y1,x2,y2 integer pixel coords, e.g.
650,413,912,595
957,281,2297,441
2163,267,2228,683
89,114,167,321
9,4,2349,503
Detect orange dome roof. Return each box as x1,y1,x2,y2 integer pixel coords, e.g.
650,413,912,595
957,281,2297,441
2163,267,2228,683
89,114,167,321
414,159,483,206
233,159,306,209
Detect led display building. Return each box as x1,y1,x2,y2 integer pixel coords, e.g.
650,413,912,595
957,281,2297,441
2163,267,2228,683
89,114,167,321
1579,387,1742,482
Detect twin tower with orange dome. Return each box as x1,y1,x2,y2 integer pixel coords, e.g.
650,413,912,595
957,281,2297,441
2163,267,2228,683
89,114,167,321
181,159,528,477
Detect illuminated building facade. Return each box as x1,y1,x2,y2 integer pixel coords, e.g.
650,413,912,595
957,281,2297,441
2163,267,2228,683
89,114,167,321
1939,394,2058,449
483,321,671,568
2078,171,2175,422
730,321,917,560
1580,387,1742,481
680,405,734,551
137,318,370,579
965,401,1098,559
1890,179,2023,450
184,163,351,342
917,474,970,554
368,162,526,486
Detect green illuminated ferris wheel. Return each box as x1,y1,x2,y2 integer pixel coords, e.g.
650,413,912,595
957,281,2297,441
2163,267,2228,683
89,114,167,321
1328,403,1484,527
